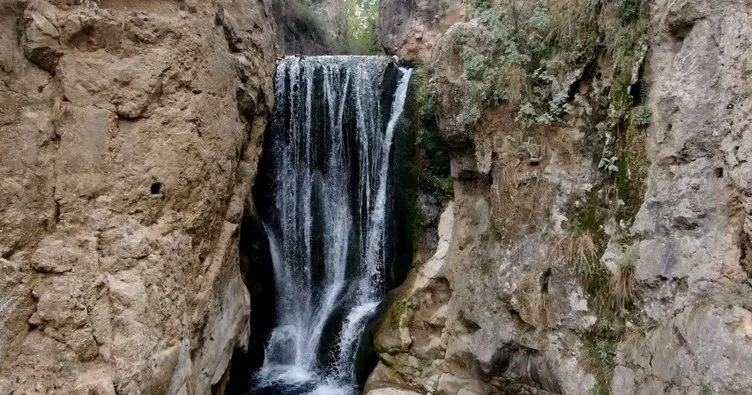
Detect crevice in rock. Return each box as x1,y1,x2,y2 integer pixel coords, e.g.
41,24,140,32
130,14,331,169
539,268,552,294
630,61,647,107
739,230,752,280
223,199,276,393
567,59,598,104
459,313,482,333
215,8,242,54
668,17,702,42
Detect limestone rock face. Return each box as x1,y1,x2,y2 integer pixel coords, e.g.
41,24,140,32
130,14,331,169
379,0,466,63
273,0,347,55
611,0,752,393
371,0,752,394
0,0,275,394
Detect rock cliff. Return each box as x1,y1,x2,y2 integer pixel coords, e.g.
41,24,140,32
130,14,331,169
0,0,275,393
370,0,752,394
273,0,348,55
379,0,466,63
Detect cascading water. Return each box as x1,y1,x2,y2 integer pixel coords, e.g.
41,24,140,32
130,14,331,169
250,56,413,394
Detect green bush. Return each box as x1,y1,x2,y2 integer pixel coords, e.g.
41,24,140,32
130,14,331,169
457,0,649,136
346,0,381,54
583,313,621,393
621,0,639,22
632,105,652,128
461,48,486,80
471,0,489,12
457,0,599,130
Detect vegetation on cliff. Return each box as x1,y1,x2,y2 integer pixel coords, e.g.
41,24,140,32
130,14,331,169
346,0,382,54
373,0,752,393
275,0,381,54
415,69,453,196
450,0,651,391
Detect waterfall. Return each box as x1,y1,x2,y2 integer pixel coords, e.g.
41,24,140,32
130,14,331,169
251,56,413,394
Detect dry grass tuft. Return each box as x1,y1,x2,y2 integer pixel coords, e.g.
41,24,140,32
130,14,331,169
612,244,639,309
490,133,555,244
513,272,557,328
549,231,598,270
612,263,634,309
535,293,556,327
549,0,593,38
515,288,556,328
505,66,527,106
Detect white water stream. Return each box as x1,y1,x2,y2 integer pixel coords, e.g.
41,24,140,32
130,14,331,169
253,56,412,394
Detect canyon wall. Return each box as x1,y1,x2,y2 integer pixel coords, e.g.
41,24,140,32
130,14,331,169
0,0,275,393
273,0,348,54
369,0,752,394
379,0,466,63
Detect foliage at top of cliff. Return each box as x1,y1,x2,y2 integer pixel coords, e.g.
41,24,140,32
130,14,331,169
457,0,649,131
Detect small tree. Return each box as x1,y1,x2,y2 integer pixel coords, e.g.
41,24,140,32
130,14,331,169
346,0,382,54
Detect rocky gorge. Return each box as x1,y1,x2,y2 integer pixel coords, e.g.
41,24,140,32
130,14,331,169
1,0,752,394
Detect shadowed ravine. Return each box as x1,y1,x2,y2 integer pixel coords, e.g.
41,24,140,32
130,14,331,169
246,56,413,395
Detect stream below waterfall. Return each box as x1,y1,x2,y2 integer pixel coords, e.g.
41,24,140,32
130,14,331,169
247,56,413,395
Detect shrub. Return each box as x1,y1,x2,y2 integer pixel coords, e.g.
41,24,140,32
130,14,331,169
632,105,652,128
582,313,621,392
471,0,489,12
457,0,601,130
461,48,486,80
620,0,640,22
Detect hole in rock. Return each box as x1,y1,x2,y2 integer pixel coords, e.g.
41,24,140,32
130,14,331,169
150,182,163,195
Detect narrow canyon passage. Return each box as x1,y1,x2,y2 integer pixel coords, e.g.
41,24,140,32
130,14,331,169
245,56,413,394
5,1,752,394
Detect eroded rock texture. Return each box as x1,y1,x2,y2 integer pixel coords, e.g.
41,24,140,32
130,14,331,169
613,0,752,392
370,0,752,394
0,0,275,393
379,0,466,63
273,0,347,55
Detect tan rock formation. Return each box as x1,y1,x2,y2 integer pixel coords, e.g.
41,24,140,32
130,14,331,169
379,0,467,63
0,0,275,393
